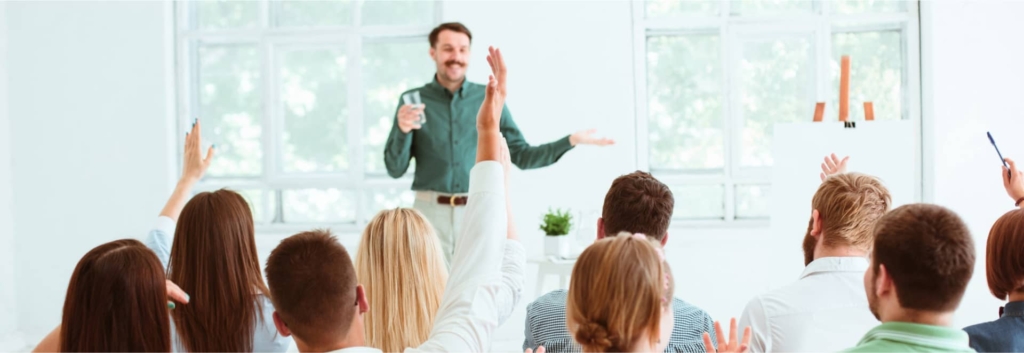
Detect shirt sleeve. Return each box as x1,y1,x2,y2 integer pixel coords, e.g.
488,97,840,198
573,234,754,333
408,161,506,353
385,98,414,179
499,105,574,170
739,296,770,353
144,216,176,271
495,240,526,325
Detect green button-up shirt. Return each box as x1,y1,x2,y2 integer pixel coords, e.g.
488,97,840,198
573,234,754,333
385,77,574,194
843,322,975,353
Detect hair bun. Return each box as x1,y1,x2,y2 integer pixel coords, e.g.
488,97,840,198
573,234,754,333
575,321,615,350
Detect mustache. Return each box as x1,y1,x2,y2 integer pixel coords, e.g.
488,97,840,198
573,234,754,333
444,60,466,67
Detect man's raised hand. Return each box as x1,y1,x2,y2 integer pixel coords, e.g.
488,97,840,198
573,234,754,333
819,153,849,182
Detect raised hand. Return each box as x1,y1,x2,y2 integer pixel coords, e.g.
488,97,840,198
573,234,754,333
569,129,615,147
1003,158,1024,204
477,46,506,163
702,318,751,353
524,346,545,353
397,104,424,133
166,280,190,309
182,119,215,184
819,153,849,182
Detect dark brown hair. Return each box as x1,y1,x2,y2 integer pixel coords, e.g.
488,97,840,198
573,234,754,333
602,171,674,241
60,239,170,352
986,209,1024,300
872,203,975,312
811,173,891,251
429,22,472,48
168,189,269,352
266,229,359,348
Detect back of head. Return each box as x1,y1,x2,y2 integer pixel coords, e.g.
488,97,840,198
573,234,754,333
986,209,1024,300
169,189,268,352
602,171,674,241
812,173,891,250
356,208,448,352
61,239,170,352
872,203,975,312
266,230,358,348
567,234,671,352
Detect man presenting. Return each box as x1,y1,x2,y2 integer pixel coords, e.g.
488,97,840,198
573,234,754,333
385,22,613,265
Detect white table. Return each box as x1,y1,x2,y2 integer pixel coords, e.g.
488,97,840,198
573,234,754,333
528,256,577,297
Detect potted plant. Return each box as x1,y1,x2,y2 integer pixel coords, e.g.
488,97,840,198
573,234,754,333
540,208,573,258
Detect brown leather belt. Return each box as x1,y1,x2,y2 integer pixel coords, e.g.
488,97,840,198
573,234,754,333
437,195,468,207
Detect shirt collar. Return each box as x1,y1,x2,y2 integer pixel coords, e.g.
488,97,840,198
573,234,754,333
428,74,470,97
799,256,869,280
325,347,383,353
857,322,970,351
1002,301,1024,317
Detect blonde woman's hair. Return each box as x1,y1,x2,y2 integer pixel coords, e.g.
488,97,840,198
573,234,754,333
567,232,672,352
356,208,448,352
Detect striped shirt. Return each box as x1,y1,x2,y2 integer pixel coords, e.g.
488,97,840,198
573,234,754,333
523,290,717,353
843,322,975,353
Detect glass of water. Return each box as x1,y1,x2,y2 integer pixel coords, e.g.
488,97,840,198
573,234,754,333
401,91,427,125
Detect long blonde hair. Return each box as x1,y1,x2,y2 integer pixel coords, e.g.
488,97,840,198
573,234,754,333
356,208,448,352
567,233,670,352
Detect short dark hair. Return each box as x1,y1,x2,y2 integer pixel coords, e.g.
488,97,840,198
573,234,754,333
265,230,358,347
872,204,975,312
429,22,472,48
986,209,1024,300
601,171,674,241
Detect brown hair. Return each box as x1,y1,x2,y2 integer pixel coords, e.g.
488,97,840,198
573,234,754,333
266,229,359,348
567,234,671,352
601,171,674,241
168,189,269,352
986,209,1024,300
60,239,170,352
811,173,891,251
429,22,472,48
357,209,447,352
872,203,975,312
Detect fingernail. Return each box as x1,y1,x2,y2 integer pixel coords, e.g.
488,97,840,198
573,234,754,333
194,118,198,125
212,144,216,149
167,302,176,310
185,293,191,303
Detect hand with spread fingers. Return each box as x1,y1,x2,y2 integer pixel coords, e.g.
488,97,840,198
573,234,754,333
1003,158,1024,205
819,153,849,182
570,128,615,147
703,318,751,353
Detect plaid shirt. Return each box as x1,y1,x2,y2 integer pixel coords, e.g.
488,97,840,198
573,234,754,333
523,290,717,353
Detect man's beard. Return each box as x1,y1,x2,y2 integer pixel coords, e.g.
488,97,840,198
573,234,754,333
802,218,816,266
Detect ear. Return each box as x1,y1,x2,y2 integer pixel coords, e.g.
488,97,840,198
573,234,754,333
660,232,669,247
429,46,436,59
596,218,605,240
876,264,893,297
356,285,369,314
272,312,292,337
810,209,823,237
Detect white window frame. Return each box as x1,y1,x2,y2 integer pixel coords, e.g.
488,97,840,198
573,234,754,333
632,1,922,228
173,1,443,233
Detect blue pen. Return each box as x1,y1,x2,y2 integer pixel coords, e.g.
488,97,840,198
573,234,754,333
988,131,1011,178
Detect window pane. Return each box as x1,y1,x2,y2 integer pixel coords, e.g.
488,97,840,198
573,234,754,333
195,0,260,29
833,0,904,14
362,1,434,26
830,31,903,121
735,185,770,219
283,188,356,223
198,44,263,177
234,189,274,224
647,35,724,170
277,0,353,27
363,40,433,175
671,184,724,220
731,0,814,15
279,48,349,173
646,0,719,17
738,36,814,167
363,188,415,222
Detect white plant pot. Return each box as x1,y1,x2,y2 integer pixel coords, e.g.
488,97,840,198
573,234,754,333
544,235,571,259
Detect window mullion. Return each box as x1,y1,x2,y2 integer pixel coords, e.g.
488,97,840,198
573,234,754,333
350,1,367,225
722,21,737,222
261,32,280,222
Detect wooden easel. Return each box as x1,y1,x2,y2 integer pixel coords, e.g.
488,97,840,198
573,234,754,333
812,55,875,123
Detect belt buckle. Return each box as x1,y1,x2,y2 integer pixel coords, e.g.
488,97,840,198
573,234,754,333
449,196,457,207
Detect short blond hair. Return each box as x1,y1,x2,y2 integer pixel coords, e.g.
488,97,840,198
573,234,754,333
356,208,448,352
567,233,671,352
811,173,891,250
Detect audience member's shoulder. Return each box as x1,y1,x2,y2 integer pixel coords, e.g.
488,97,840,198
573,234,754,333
671,297,711,318
963,321,997,350
527,290,568,314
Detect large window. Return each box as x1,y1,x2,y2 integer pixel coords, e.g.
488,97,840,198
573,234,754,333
634,0,919,225
175,1,439,229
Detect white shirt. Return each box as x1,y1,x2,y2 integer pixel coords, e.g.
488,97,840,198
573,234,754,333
738,257,878,353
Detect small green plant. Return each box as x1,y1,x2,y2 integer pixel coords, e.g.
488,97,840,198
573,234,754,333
540,208,573,236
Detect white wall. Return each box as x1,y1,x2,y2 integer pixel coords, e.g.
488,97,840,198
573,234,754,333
6,1,175,341
925,0,1024,328
0,0,22,349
